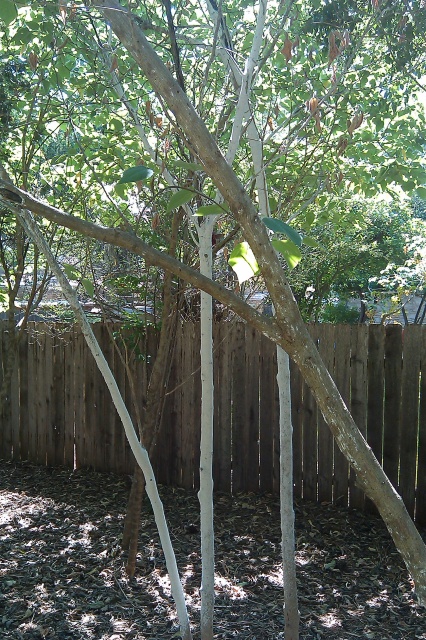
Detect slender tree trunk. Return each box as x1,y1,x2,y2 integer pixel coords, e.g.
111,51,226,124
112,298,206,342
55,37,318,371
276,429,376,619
122,309,178,576
277,347,299,640
122,465,145,569
18,207,193,640
198,218,215,640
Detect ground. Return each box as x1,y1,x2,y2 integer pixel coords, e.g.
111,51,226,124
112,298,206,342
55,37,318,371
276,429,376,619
0,461,425,640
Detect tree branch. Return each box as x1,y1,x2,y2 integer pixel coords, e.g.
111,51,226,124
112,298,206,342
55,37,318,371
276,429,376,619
0,181,280,344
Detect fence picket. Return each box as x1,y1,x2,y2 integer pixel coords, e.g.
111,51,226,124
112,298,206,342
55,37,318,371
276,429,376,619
63,328,75,468
214,322,232,492
317,325,335,503
0,328,11,459
383,325,403,490
349,325,368,510
18,331,29,461
231,322,246,493
290,357,303,500
333,325,350,505
416,329,426,526
303,325,319,501
244,325,260,493
259,334,276,494
399,326,422,517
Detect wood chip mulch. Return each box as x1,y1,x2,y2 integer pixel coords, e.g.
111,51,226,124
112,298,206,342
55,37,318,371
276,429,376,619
0,460,425,639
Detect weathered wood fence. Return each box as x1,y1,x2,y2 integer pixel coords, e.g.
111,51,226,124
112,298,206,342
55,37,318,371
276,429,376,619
0,322,425,525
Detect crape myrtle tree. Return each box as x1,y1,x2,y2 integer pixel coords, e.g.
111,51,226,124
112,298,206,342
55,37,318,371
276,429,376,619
2,0,426,633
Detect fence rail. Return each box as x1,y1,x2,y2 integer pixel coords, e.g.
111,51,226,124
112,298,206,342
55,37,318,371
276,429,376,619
0,322,425,525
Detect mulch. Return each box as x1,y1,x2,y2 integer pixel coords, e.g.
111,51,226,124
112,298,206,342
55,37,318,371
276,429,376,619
0,460,425,639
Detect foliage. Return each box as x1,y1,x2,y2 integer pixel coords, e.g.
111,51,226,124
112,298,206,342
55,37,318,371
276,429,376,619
288,200,420,321
320,300,361,324
0,0,425,319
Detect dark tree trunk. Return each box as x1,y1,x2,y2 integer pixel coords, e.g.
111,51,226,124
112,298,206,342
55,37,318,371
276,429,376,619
121,213,183,577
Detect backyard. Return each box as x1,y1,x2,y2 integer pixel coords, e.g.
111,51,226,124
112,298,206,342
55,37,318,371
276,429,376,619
1,461,425,640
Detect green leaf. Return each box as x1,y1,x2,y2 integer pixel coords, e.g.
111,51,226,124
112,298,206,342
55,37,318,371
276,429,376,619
194,204,224,216
166,189,194,213
82,278,95,298
0,1,18,25
262,217,302,247
117,165,153,184
272,239,302,269
302,236,320,248
114,183,126,200
63,264,81,280
228,242,260,284
172,160,204,172
414,187,426,200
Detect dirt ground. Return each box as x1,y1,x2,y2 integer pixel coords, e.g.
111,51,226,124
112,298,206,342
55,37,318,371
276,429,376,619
0,460,425,639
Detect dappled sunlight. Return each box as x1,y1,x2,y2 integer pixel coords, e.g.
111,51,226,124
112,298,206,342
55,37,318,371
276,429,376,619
318,611,343,629
214,574,249,600
1,463,425,639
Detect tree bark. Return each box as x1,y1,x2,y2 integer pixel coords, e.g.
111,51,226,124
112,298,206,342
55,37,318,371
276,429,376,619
277,348,299,640
198,218,215,640
122,213,183,576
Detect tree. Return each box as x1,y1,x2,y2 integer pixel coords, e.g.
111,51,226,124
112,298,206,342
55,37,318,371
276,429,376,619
288,200,423,322
1,0,426,629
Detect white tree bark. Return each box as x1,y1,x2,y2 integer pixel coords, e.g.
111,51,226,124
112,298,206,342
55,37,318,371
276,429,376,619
197,217,216,640
16,207,193,640
277,347,299,640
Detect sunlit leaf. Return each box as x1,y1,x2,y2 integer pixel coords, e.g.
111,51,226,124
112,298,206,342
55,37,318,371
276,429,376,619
166,189,194,213
117,165,153,185
172,160,203,172
228,242,260,284
263,218,302,247
0,1,18,25
272,239,302,269
194,204,224,216
82,278,95,298
302,236,320,248
63,264,81,280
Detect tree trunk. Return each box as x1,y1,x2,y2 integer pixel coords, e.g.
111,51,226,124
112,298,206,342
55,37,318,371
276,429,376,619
122,464,145,570
277,348,299,640
198,218,215,640
122,211,183,576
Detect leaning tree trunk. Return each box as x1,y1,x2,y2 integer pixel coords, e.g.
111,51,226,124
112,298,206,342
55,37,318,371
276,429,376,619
85,3,426,605
121,305,179,576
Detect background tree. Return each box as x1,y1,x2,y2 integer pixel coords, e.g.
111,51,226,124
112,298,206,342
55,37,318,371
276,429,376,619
288,200,424,322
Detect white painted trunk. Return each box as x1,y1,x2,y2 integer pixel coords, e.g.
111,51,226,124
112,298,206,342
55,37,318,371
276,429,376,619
198,217,215,640
18,209,192,640
277,347,299,640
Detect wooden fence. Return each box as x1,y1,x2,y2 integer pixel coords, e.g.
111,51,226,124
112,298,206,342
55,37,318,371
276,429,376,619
0,322,425,525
